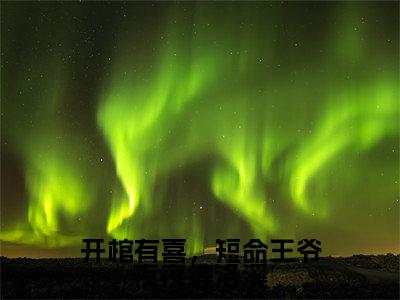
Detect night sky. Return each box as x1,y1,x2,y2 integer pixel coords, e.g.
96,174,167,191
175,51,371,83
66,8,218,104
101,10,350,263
1,1,399,258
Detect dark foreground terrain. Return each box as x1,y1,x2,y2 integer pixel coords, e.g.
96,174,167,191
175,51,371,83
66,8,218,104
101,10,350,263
1,254,399,299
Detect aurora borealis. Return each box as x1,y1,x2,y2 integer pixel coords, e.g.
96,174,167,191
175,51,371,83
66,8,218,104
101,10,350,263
1,1,399,258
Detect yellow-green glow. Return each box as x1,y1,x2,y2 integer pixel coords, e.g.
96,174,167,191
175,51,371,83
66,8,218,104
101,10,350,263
289,79,399,215
1,2,398,257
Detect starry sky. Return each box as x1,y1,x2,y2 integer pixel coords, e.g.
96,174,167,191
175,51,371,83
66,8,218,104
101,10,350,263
1,1,399,258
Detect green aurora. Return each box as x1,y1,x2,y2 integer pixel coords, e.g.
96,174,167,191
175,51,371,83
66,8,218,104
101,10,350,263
1,1,399,257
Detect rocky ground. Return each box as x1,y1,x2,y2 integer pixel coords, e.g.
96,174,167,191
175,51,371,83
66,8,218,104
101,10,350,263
1,254,399,298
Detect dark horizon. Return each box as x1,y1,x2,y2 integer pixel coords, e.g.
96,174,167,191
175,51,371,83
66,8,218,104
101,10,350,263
1,1,399,260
